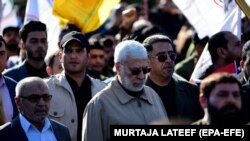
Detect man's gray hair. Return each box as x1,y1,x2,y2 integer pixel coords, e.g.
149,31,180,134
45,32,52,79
114,40,147,64
15,77,49,97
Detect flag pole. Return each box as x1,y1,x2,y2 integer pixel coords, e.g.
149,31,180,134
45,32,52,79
235,0,250,20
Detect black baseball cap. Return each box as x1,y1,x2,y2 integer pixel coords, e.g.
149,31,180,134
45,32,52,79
60,31,89,49
2,26,19,35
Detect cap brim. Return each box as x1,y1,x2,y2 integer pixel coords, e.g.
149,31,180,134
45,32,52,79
61,38,83,48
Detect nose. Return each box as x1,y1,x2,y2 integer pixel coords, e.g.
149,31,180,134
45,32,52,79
37,97,46,105
137,70,146,80
70,52,78,58
166,54,173,62
227,94,240,104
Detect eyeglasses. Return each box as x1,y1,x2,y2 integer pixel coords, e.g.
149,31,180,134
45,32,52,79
129,66,151,75
20,94,52,103
155,53,177,62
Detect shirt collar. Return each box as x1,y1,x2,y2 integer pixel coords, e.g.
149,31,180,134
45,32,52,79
112,78,153,105
19,114,53,133
0,75,5,87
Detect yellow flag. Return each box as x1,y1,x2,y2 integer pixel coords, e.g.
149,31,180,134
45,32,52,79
53,0,120,34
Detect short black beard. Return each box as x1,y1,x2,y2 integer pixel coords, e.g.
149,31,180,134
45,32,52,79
29,56,44,61
26,50,46,62
6,44,18,51
208,103,243,125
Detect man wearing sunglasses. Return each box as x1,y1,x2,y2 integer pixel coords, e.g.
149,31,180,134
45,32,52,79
82,40,168,141
143,34,203,124
0,77,71,141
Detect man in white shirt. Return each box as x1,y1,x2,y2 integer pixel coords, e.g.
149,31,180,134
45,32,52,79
0,77,71,141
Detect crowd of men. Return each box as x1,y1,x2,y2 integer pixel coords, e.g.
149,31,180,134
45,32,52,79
1,1,250,141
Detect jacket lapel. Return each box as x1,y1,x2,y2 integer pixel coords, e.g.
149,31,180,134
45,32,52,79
11,117,29,141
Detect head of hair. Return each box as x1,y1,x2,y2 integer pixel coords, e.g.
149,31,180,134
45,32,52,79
241,40,250,61
208,31,231,63
193,33,209,47
2,26,20,36
126,3,143,16
15,77,49,97
200,72,241,98
89,40,104,50
45,50,60,67
19,21,47,42
114,40,147,64
0,35,6,47
100,37,114,48
142,34,174,53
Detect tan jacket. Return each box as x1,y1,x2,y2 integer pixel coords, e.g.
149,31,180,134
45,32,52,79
44,72,106,141
82,78,168,141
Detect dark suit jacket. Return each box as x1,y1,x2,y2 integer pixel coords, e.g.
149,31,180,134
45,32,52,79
3,61,29,82
145,74,204,123
3,76,18,119
0,116,71,141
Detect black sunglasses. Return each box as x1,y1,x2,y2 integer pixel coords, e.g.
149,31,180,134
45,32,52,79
20,94,52,103
156,53,177,62
129,67,151,75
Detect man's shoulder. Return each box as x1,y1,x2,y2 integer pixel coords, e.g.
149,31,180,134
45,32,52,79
44,73,64,84
89,75,107,88
173,74,198,87
0,122,12,131
3,75,17,84
3,61,25,74
50,119,68,129
3,62,27,81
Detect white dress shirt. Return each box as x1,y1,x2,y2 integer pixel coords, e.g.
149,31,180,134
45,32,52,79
19,114,57,141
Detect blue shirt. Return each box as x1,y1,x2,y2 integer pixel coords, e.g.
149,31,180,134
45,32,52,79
19,114,57,141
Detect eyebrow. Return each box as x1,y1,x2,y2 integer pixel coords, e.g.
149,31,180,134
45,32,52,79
156,51,174,55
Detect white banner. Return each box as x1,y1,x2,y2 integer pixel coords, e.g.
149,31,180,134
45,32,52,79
173,0,241,83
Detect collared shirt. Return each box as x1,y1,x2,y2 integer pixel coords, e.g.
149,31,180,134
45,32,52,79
0,76,13,121
19,114,57,141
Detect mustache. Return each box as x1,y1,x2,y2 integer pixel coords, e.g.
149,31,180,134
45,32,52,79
220,104,240,112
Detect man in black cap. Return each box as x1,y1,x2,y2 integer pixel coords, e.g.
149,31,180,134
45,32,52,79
44,31,106,141
2,26,21,68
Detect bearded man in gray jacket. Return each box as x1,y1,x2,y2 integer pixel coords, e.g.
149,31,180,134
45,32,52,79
82,40,168,141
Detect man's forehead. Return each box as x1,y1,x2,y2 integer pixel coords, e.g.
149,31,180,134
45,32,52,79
27,31,47,38
213,83,240,91
65,40,84,48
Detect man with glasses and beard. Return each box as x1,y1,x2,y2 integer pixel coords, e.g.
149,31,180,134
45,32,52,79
82,40,168,141
0,77,71,141
143,34,203,124
193,72,243,125
3,21,48,82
